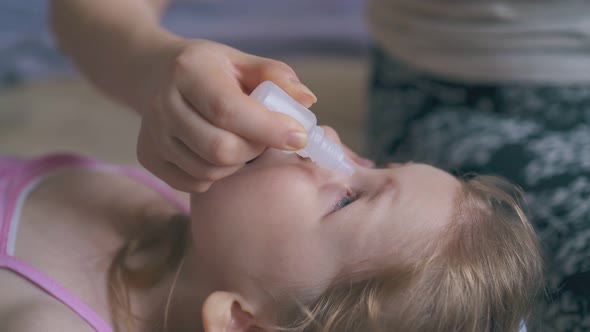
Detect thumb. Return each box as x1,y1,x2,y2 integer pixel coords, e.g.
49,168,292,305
240,57,318,108
236,93,309,151
173,47,309,152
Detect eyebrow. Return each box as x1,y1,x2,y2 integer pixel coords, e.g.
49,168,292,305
368,175,399,209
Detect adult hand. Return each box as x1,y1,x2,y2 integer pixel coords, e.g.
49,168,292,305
136,39,317,192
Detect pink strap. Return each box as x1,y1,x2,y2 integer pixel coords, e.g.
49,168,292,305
1,154,189,253
0,153,189,332
0,256,113,332
116,166,190,215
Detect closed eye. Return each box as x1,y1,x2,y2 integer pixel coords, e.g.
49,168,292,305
332,190,359,213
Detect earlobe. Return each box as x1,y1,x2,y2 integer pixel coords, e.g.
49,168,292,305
202,291,258,332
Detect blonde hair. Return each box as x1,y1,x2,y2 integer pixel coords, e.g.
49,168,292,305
108,214,191,332
280,175,545,332
108,175,544,332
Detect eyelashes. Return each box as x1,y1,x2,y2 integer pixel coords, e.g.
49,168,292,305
333,189,359,212
335,194,354,210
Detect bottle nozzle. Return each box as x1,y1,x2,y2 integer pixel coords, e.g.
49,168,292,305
250,81,354,176
336,159,355,176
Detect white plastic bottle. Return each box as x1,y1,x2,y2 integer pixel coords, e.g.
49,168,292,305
250,81,354,176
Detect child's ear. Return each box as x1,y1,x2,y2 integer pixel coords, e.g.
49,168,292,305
202,291,261,332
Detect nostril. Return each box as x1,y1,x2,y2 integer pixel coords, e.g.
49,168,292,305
245,157,258,164
246,147,270,164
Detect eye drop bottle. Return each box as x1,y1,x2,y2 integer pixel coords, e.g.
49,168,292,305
250,81,354,176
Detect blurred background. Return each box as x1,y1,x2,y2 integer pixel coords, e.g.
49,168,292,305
0,0,370,165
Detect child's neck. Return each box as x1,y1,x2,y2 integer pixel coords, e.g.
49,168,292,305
142,244,213,332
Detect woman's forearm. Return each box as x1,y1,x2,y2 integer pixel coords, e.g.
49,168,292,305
49,0,182,112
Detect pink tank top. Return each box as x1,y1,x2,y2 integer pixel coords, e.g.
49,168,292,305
0,154,189,332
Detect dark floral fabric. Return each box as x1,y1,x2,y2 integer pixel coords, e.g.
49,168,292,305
368,47,590,332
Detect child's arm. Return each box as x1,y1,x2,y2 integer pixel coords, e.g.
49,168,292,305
49,0,316,192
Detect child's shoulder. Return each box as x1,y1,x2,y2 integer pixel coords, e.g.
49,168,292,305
0,153,185,332
0,153,188,219
0,268,94,332
0,299,94,332
16,156,182,258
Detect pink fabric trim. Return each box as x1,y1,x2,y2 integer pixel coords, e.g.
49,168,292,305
115,166,190,215
1,154,189,253
0,255,113,332
0,153,190,332
1,155,91,253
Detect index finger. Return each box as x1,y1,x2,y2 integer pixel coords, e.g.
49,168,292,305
177,62,308,151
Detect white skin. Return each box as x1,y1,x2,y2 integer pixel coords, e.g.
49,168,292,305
0,128,458,332
50,0,377,193
46,1,456,329
163,128,462,332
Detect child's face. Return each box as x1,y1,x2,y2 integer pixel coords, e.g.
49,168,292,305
190,133,460,309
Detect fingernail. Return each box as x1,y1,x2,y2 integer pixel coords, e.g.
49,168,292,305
285,131,307,150
299,84,317,104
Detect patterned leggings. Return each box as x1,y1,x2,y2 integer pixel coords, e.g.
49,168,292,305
368,47,590,332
